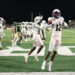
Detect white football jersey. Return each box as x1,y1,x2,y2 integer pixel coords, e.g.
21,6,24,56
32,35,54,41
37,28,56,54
21,24,27,35
48,16,64,34
32,22,42,35
21,24,26,29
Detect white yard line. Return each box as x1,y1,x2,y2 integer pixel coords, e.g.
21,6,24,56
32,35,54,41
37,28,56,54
0,46,75,56
0,72,75,75
58,46,75,56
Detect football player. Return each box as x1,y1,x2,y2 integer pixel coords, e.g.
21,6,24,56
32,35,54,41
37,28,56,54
24,15,45,63
18,22,27,44
41,9,66,71
21,22,33,41
0,17,5,50
12,22,21,46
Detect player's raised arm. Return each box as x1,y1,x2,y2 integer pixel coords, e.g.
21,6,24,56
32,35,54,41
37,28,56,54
63,22,68,28
43,18,52,31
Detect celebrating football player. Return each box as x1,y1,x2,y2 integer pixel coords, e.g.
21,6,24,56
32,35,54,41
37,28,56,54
41,9,67,71
24,15,45,63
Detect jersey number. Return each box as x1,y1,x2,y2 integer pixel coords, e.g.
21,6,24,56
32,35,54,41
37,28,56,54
56,25,61,31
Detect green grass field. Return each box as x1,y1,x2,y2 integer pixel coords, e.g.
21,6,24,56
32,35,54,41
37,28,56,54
0,29,75,72
70,48,75,53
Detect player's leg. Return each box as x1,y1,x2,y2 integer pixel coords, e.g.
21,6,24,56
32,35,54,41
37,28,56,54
17,35,22,45
37,45,44,54
48,39,61,71
24,41,37,63
14,37,19,46
41,51,51,70
47,51,57,72
41,39,55,70
24,31,28,41
12,35,16,47
12,33,18,47
34,45,44,61
14,33,20,46
37,36,44,54
28,46,36,56
25,35,28,41
35,35,44,61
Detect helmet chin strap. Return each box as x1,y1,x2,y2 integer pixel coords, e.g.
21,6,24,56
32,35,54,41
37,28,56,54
54,15,61,18
57,15,61,18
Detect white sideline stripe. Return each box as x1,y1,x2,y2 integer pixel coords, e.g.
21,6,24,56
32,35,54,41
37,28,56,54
0,72,75,75
0,46,45,56
58,46,75,56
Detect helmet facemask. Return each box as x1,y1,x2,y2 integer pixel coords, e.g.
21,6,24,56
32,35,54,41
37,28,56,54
52,9,61,18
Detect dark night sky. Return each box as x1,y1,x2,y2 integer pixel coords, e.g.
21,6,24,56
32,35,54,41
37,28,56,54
0,0,75,23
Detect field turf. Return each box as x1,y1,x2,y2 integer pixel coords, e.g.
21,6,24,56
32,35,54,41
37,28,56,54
0,29,75,72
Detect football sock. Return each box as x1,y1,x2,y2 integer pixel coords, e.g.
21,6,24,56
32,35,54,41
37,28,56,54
45,51,51,60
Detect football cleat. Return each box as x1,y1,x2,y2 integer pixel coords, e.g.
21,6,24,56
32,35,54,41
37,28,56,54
24,54,29,63
34,55,39,61
47,62,52,72
41,60,46,70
